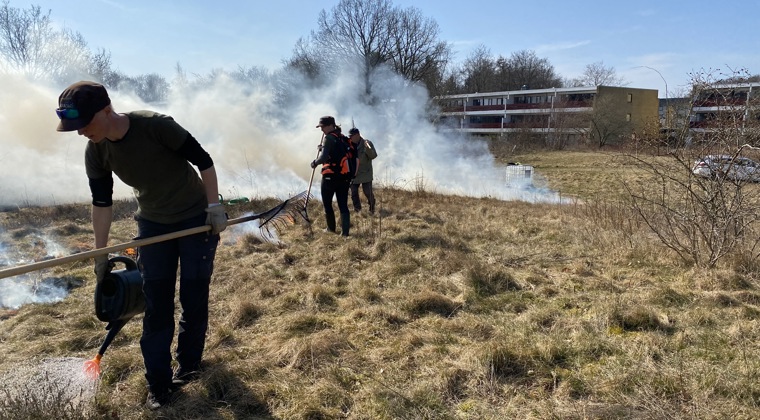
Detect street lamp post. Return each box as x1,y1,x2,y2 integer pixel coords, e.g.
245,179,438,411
636,65,670,130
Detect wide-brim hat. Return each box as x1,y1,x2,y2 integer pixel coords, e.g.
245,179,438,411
316,115,335,128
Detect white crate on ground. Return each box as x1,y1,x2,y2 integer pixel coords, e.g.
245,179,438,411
506,164,533,186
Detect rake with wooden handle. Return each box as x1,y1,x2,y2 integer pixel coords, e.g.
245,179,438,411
304,133,325,231
0,190,311,280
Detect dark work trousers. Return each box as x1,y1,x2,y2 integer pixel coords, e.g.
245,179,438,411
350,181,375,213
320,175,351,235
135,212,219,394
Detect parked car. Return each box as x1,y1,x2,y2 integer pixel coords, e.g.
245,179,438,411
692,155,760,182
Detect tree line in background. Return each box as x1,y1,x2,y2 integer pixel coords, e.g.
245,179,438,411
0,1,169,101
0,0,636,104
1,0,758,105
282,0,635,98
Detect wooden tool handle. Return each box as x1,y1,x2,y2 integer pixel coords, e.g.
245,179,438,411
0,213,259,280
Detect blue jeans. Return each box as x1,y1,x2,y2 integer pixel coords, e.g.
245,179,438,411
135,212,219,393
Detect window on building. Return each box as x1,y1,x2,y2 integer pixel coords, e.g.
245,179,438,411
626,113,631,122
627,93,633,103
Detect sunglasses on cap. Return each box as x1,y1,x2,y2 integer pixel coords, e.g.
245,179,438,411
56,108,80,120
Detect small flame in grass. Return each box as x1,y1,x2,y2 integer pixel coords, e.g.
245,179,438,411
82,354,102,380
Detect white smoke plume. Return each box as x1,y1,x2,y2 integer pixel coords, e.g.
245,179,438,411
0,62,560,208
0,227,70,308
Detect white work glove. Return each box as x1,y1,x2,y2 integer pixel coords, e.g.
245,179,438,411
93,254,113,283
205,203,228,235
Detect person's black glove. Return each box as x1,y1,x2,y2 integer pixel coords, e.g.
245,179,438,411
94,254,113,283
310,160,318,169
205,204,228,235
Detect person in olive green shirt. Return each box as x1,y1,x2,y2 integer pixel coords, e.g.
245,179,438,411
56,81,227,410
348,127,378,214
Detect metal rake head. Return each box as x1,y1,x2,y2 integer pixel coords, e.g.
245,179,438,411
257,191,312,240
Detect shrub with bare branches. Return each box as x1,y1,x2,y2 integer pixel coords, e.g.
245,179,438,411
623,70,760,267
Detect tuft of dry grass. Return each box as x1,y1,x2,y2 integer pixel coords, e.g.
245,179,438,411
3,151,760,418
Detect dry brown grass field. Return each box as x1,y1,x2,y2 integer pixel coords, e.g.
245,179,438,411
2,149,760,419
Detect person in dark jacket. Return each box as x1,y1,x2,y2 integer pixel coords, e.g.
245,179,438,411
311,116,352,236
55,81,227,410
348,127,377,214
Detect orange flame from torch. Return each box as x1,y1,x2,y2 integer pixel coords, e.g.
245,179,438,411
83,354,102,380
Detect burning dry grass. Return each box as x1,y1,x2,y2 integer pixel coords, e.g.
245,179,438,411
2,151,760,418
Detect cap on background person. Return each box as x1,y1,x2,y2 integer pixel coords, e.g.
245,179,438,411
348,127,360,136
316,116,336,128
56,81,111,132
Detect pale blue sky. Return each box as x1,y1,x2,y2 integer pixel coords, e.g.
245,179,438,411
18,0,760,97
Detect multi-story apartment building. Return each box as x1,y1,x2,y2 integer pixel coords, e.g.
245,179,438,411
436,85,659,146
689,82,759,137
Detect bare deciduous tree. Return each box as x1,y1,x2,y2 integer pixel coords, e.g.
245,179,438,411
117,73,169,103
88,48,113,83
436,71,460,96
0,1,50,73
547,97,592,149
570,61,627,87
0,1,90,81
283,37,322,81
286,0,451,100
455,48,563,94
587,94,632,147
505,50,563,90
461,45,496,93
88,48,126,89
314,0,393,97
386,7,450,87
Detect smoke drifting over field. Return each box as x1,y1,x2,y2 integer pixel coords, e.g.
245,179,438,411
0,64,560,207
0,228,70,308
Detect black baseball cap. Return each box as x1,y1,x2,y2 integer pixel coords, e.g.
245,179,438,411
56,81,111,132
348,127,360,136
